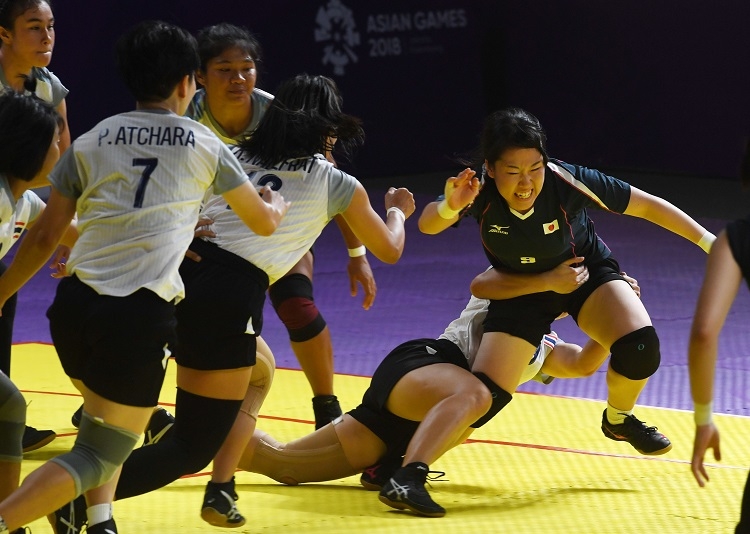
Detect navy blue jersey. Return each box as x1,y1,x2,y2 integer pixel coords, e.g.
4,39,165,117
726,214,750,288
467,159,631,273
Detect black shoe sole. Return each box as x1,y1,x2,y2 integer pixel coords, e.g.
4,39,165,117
22,431,56,453
378,494,446,518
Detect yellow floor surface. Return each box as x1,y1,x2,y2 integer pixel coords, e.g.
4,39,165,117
12,343,749,533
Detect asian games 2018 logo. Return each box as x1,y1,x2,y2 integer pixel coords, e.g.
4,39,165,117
314,0,360,76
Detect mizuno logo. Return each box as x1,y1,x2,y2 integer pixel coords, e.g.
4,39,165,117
488,225,509,235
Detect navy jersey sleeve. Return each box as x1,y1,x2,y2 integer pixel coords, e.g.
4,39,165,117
726,214,750,288
548,159,631,214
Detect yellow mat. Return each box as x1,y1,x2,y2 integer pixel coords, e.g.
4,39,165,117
13,343,749,533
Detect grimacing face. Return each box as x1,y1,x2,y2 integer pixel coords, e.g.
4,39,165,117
485,147,545,214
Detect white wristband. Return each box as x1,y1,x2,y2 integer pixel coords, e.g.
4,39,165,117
697,231,716,253
347,245,366,258
694,401,713,426
386,206,406,222
436,199,460,220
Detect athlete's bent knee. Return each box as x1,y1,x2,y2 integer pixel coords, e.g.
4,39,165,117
470,372,513,428
51,412,139,494
609,326,660,380
269,274,327,342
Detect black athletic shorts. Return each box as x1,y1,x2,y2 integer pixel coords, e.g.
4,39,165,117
47,275,176,407
483,256,625,346
348,337,468,457
174,239,269,371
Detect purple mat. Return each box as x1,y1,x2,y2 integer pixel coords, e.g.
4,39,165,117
13,189,750,416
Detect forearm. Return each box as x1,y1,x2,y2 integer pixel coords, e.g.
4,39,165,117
0,230,60,303
333,214,363,249
687,332,718,406
418,201,459,235
625,190,713,250
470,268,549,300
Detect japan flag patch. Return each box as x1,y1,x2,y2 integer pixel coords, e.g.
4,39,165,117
543,219,559,234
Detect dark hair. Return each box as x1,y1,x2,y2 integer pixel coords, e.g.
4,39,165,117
0,89,61,181
480,107,549,165
196,22,262,72
0,0,51,48
238,74,364,168
116,20,199,103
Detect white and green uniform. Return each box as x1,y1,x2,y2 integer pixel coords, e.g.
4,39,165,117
186,87,273,144
200,151,357,284
50,109,249,301
0,65,67,106
0,175,44,259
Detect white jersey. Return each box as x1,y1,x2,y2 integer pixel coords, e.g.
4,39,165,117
439,294,560,384
50,109,249,301
0,175,44,260
0,65,68,107
200,151,357,284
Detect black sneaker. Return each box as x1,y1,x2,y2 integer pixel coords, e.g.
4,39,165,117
48,494,87,534
87,518,117,534
22,425,56,453
360,455,404,491
601,410,673,455
378,462,446,517
142,406,174,446
201,477,246,528
71,405,83,428
312,395,342,430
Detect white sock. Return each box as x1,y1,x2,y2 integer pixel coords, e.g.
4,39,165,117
0,515,8,534
606,403,633,425
87,503,113,527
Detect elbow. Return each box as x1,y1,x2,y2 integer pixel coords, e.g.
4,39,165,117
371,243,403,264
253,223,276,237
417,218,439,235
376,248,402,264
469,278,483,298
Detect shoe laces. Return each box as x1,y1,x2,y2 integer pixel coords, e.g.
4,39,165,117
219,490,244,521
623,414,662,435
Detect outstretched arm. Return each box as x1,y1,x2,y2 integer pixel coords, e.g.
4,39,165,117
418,168,480,235
340,183,415,264
624,187,715,252
688,231,738,486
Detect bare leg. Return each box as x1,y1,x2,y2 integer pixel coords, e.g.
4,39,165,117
211,337,275,484
239,416,384,484
577,280,653,412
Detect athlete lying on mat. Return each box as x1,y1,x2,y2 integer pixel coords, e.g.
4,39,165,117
200,270,643,521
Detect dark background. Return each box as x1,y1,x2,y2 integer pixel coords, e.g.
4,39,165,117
51,1,749,181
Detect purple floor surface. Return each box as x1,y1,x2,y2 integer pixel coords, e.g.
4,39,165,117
12,180,750,417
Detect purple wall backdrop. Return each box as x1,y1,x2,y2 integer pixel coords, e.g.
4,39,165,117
50,1,748,180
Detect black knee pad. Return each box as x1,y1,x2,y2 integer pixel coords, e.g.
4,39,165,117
269,273,326,342
609,326,661,380
470,372,513,428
